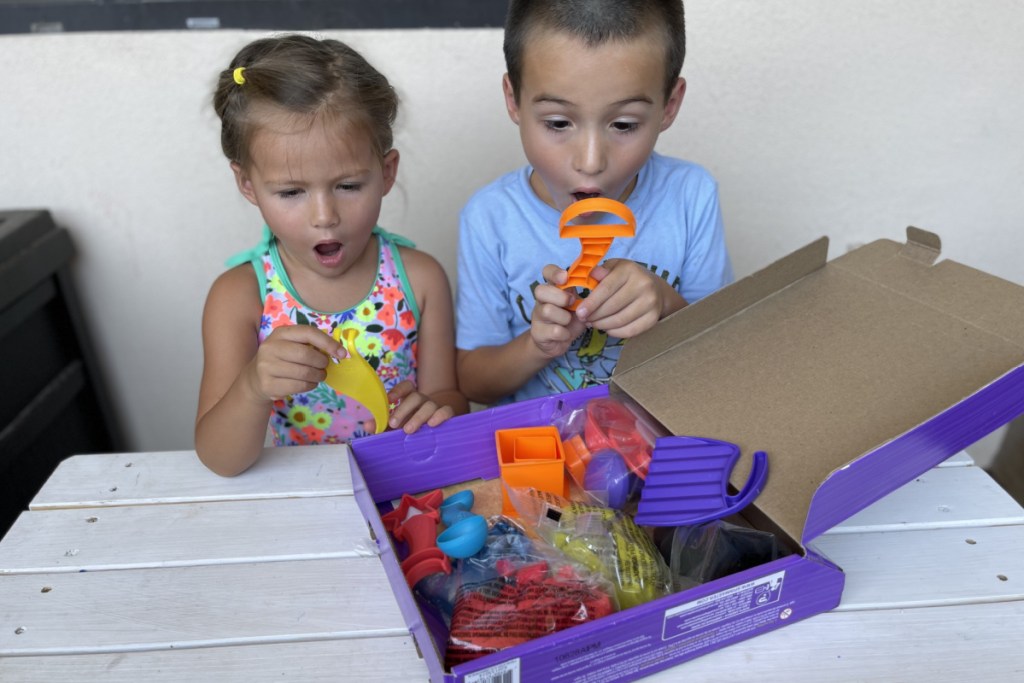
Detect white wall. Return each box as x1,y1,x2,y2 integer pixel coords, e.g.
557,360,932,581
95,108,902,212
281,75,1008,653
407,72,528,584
2,1,1022,458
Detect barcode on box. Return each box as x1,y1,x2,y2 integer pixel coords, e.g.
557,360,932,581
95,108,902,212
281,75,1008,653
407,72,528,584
464,658,521,683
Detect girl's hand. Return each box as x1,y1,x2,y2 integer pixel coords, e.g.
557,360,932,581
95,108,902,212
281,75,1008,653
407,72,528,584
529,264,588,358
247,325,346,401
386,380,455,433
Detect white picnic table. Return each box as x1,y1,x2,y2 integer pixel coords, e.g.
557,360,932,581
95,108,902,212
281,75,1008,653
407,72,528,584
1,446,1021,681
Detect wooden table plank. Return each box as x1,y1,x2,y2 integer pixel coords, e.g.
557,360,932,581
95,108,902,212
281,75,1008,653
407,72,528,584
0,558,407,656
936,450,974,467
5,448,1017,683
0,636,429,682
0,496,372,574
642,599,1024,682
4,597,1021,682
811,524,1024,609
830,465,1024,533
29,446,352,509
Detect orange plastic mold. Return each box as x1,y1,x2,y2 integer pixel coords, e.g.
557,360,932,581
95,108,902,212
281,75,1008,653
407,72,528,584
495,426,567,515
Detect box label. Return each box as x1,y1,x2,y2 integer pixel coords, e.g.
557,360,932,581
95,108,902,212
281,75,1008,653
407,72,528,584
663,570,786,641
464,658,521,683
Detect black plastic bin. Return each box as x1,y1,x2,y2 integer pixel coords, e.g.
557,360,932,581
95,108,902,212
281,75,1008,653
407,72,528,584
0,209,125,537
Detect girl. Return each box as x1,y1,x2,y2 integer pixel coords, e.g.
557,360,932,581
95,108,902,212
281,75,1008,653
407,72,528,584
196,35,466,476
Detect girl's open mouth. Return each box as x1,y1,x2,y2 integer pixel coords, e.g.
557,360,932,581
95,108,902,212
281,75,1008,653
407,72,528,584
314,241,344,266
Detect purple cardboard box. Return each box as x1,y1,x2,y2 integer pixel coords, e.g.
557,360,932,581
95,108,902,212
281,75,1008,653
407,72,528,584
351,228,1024,683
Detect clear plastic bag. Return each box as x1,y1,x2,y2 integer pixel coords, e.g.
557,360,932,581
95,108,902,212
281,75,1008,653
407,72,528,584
553,394,662,509
658,519,785,592
507,487,673,610
442,516,615,668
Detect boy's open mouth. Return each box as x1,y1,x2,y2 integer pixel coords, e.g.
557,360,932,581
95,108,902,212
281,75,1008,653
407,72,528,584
572,191,602,203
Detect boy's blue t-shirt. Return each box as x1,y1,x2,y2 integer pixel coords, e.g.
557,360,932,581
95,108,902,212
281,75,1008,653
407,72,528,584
456,151,734,404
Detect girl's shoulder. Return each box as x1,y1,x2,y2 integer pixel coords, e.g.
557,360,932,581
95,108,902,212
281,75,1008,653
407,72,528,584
392,244,451,306
205,263,263,320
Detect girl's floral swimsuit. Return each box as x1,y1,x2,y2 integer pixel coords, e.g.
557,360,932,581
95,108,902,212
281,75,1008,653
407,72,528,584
232,226,419,445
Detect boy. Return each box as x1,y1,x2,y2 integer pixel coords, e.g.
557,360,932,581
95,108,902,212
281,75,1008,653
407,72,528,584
456,0,733,404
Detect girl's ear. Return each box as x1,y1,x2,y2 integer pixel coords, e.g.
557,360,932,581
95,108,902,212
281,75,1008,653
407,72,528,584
660,77,687,132
381,149,400,196
502,73,521,125
231,161,260,206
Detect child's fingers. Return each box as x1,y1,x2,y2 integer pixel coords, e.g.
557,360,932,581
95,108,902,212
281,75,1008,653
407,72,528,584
588,263,611,281
387,388,421,428
534,282,576,313
426,405,455,427
587,300,659,339
387,380,416,403
541,263,569,286
272,324,345,360
388,391,433,432
573,259,621,318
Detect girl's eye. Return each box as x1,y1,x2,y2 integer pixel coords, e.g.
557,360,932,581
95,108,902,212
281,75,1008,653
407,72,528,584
543,119,571,132
612,121,639,133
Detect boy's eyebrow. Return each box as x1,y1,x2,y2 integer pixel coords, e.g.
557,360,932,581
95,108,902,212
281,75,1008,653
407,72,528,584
532,94,655,107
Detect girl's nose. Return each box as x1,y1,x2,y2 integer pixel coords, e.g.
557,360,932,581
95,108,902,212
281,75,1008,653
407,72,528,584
310,194,340,228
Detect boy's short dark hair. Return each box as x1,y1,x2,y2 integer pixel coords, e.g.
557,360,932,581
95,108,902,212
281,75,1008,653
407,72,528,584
503,0,686,103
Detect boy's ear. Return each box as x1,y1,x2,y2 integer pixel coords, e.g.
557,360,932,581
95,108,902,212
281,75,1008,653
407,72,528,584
231,162,260,206
502,73,521,125
659,77,687,132
381,149,400,196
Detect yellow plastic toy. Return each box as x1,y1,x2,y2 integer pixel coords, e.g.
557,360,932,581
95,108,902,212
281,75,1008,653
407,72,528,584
323,327,389,434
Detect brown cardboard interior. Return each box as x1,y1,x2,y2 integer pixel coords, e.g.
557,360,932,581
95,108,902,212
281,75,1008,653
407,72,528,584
613,228,1024,543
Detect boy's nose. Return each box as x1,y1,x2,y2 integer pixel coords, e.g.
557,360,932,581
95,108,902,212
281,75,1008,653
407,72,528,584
310,195,340,228
574,134,606,176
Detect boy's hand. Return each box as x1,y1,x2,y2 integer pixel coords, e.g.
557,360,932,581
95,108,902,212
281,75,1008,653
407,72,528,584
386,380,455,433
246,325,346,401
531,264,588,358
575,259,684,338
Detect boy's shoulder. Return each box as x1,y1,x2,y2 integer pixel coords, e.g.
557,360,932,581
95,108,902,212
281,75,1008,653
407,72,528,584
460,165,554,236
463,165,531,212
632,152,720,207
645,151,718,188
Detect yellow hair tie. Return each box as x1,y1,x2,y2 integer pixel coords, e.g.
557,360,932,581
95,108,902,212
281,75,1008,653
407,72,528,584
232,67,246,85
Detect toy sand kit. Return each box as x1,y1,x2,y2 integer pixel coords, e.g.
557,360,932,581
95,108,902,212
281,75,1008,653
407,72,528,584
350,227,1024,683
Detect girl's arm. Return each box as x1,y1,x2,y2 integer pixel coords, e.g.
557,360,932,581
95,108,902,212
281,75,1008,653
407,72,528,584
195,266,269,475
390,247,468,429
194,266,342,476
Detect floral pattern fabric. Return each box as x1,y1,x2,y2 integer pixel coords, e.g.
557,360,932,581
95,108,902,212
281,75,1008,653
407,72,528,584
255,232,419,444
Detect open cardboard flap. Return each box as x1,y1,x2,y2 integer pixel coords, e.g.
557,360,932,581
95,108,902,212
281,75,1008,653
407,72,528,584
613,227,1024,545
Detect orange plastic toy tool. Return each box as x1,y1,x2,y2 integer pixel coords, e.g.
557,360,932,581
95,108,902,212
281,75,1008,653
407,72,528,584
558,197,636,310
323,327,389,434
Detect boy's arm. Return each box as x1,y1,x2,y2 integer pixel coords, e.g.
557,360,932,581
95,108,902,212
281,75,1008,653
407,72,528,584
457,333,549,405
397,248,468,424
457,266,586,404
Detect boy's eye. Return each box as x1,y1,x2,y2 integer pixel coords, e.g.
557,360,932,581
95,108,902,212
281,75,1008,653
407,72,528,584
612,121,639,133
338,183,361,192
543,119,571,132
277,189,302,198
